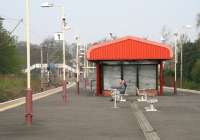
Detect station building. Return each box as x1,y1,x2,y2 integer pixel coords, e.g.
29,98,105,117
87,36,173,96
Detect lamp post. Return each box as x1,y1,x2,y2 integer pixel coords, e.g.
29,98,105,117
83,45,86,79
75,36,80,95
40,47,44,91
179,25,192,88
79,45,86,88
175,25,192,88
85,45,89,88
25,0,32,125
41,2,67,103
61,6,67,103
83,45,87,88
162,25,191,94
174,35,177,94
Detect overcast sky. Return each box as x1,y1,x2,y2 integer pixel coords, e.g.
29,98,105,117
0,0,199,44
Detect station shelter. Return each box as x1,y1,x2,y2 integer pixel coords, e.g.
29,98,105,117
87,36,173,96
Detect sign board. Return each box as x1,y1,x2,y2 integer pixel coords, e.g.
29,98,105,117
54,32,63,41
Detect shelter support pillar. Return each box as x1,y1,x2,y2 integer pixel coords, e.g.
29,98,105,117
159,61,164,96
156,64,158,90
96,62,101,96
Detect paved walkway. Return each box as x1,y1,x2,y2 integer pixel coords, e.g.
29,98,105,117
0,85,145,140
134,92,200,140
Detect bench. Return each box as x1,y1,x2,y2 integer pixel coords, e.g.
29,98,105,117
144,89,158,112
118,86,127,102
136,88,148,102
136,88,158,111
111,86,127,103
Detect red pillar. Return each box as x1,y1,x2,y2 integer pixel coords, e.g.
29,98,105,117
160,61,164,96
96,62,100,96
77,81,80,96
25,88,32,125
63,80,67,103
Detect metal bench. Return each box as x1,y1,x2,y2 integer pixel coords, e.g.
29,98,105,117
136,88,148,102
111,86,127,109
144,89,158,112
114,86,127,102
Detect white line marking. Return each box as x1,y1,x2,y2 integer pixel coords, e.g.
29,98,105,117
130,102,160,140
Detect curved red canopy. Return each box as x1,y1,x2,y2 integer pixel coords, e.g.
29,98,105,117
87,36,173,61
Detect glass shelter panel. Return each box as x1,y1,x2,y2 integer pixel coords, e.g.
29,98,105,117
103,66,121,90
139,65,156,89
123,65,137,94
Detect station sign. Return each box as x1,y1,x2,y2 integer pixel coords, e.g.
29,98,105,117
54,32,63,41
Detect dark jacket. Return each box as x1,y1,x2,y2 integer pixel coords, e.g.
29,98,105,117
119,83,127,94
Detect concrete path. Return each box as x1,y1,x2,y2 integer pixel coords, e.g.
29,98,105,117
0,86,145,140
134,92,200,140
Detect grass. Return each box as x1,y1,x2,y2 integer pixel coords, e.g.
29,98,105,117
182,80,200,90
0,74,41,102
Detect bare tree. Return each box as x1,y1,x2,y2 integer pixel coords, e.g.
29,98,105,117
196,13,200,28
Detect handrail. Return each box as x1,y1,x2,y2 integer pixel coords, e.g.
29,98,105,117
23,63,76,73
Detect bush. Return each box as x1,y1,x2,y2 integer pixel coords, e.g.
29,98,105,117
183,80,200,90
0,74,41,102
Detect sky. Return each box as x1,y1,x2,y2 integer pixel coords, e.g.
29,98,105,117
0,0,200,45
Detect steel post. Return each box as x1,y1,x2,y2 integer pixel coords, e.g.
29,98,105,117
76,36,80,96
174,37,177,95
25,0,32,125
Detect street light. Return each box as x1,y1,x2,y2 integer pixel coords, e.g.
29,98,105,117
180,25,191,88
82,45,87,88
40,2,54,7
75,36,80,95
160,36,166,43
3,2,31,125
175,25,192,88
25,0,32,125
40,46,44,91
173,34,178,94
41,2,68,103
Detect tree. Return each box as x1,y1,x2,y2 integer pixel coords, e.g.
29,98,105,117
180,42,197,80
16,41,40,66
191,59,200,82
0,18,23,74
40,37,73,66
176,37,200,87
196,13,200,28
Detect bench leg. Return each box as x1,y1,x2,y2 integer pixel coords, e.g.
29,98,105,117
145,103,158,112
112,92,119,109
144,94,147,100
119,95,126,102
137,95,147,102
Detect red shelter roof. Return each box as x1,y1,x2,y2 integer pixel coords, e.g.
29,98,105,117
87,36,173,61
